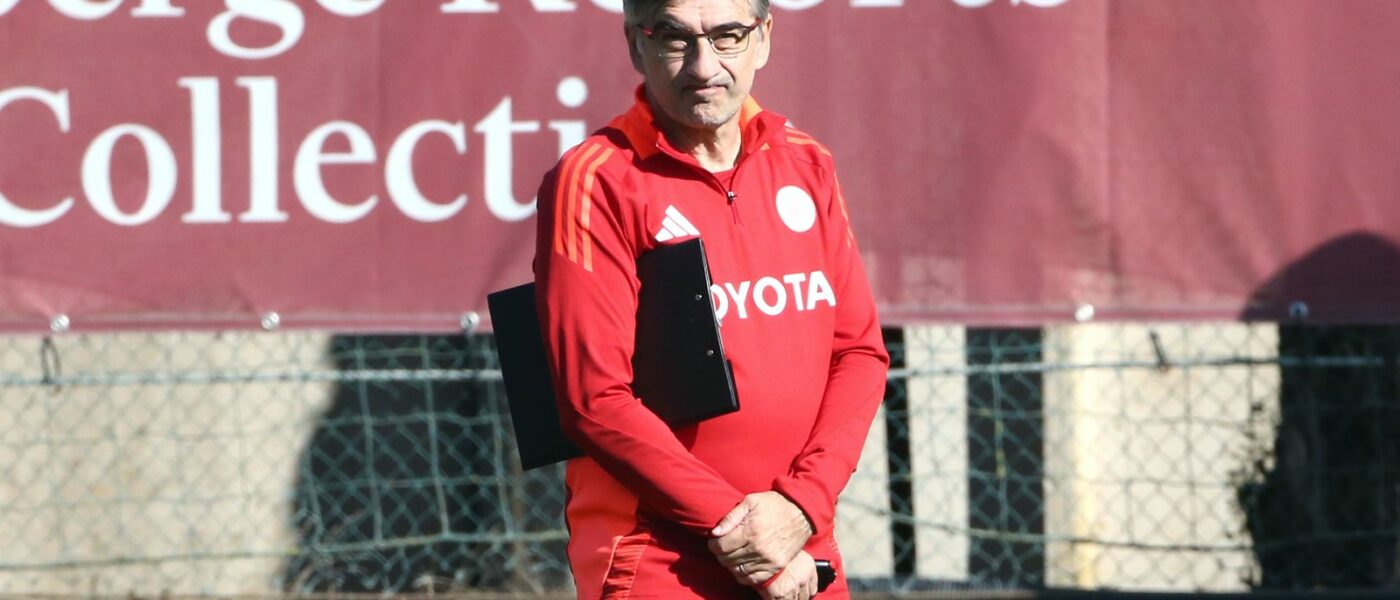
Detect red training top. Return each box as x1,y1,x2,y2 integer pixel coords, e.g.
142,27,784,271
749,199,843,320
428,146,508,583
534,87,889,599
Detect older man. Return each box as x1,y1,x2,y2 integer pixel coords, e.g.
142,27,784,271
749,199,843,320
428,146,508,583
533,0,888,597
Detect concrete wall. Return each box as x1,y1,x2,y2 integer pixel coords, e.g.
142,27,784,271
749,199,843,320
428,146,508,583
1041,323,1279,590
836,405,894,578
832,323,1279,590
905,325,971,581
0,332,335,594
0,323,1285,593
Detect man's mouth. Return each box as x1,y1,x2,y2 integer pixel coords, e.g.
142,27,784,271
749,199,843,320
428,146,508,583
686,84,727,97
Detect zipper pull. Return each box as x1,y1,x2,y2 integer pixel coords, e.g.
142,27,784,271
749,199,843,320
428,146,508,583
726,190,737,204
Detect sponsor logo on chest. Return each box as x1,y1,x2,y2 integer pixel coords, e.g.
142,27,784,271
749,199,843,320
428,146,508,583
710,270,836,322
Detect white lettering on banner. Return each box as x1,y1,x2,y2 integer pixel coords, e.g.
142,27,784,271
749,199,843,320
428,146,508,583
82,124,177,226
237,77,285,222
386,120,469,222
440,0,578,13
0,76,590,227
0,88,74,227
6,0,1065,59
294,121,378,223
0,0,186,17
317,0,383,18
179,77,228,223
590,0,622,13
473,78,588,222
207,0,304,60
438,0,498,12
474,98,540,223
549,77,588,156
768,0,1067,9
711,271,836,322
48,0,120,20
770,0,822,10
129,0,182,17
954,0,1067,7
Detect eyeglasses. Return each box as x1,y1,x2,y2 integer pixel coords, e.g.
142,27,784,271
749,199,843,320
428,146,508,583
636,19,763,60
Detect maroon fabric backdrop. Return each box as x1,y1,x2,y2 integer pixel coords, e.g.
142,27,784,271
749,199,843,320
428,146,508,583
2,0,1398,332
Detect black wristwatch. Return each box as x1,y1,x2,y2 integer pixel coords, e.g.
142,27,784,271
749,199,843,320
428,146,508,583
813,559,836,593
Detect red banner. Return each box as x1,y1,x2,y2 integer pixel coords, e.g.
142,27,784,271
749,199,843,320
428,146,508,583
2,0,1398,331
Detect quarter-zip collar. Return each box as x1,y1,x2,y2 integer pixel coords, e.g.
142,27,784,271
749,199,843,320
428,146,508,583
609,85,789,168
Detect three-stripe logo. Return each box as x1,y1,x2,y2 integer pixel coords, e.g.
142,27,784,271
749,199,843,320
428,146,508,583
654,206,700,242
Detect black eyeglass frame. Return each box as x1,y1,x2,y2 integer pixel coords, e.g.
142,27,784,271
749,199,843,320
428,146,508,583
635,18,765,60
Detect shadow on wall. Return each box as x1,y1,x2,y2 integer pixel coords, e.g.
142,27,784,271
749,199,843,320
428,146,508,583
1237,232,1400,589
279,334,569,593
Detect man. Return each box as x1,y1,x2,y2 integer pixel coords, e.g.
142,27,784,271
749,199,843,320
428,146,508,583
533,0,888,597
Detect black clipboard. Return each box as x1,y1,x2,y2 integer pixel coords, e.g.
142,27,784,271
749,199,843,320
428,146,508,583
488,238,740,470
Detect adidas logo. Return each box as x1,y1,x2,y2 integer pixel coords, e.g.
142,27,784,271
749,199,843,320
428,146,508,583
654,205,700,242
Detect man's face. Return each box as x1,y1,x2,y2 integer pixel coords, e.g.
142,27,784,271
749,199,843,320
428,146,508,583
627,0,772,133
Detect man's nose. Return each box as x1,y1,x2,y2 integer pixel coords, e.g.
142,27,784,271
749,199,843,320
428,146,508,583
682,39,724,82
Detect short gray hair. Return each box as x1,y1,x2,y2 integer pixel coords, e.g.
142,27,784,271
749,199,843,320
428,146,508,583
622,0,770,26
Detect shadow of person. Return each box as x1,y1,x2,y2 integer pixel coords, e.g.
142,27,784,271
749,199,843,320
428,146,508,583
1238,231,1400,589
279,334,569,593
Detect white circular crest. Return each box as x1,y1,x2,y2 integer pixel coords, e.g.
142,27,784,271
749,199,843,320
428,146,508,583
775,186,816,233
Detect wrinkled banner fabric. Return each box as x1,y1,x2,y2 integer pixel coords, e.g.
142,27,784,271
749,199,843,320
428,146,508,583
1,0,1398,331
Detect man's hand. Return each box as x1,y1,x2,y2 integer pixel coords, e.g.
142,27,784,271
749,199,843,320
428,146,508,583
709,491,814,586
758,551,818,600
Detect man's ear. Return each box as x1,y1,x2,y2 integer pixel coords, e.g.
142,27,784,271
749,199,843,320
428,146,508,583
754,16,773,70
626,26,645,73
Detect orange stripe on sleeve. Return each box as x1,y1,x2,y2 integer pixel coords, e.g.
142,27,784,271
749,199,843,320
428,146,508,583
577,148,614,272
786,135,833,156
564,144,603,263
554,148,588,256
835,184,855,248
785,130,816,144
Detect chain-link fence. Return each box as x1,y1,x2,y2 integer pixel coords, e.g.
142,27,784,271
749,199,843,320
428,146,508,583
0,323,1397,596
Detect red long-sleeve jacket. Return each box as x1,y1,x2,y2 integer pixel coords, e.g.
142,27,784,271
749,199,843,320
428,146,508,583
534,88,889,599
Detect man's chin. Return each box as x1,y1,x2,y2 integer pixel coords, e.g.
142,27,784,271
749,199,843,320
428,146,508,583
677,105,739,130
